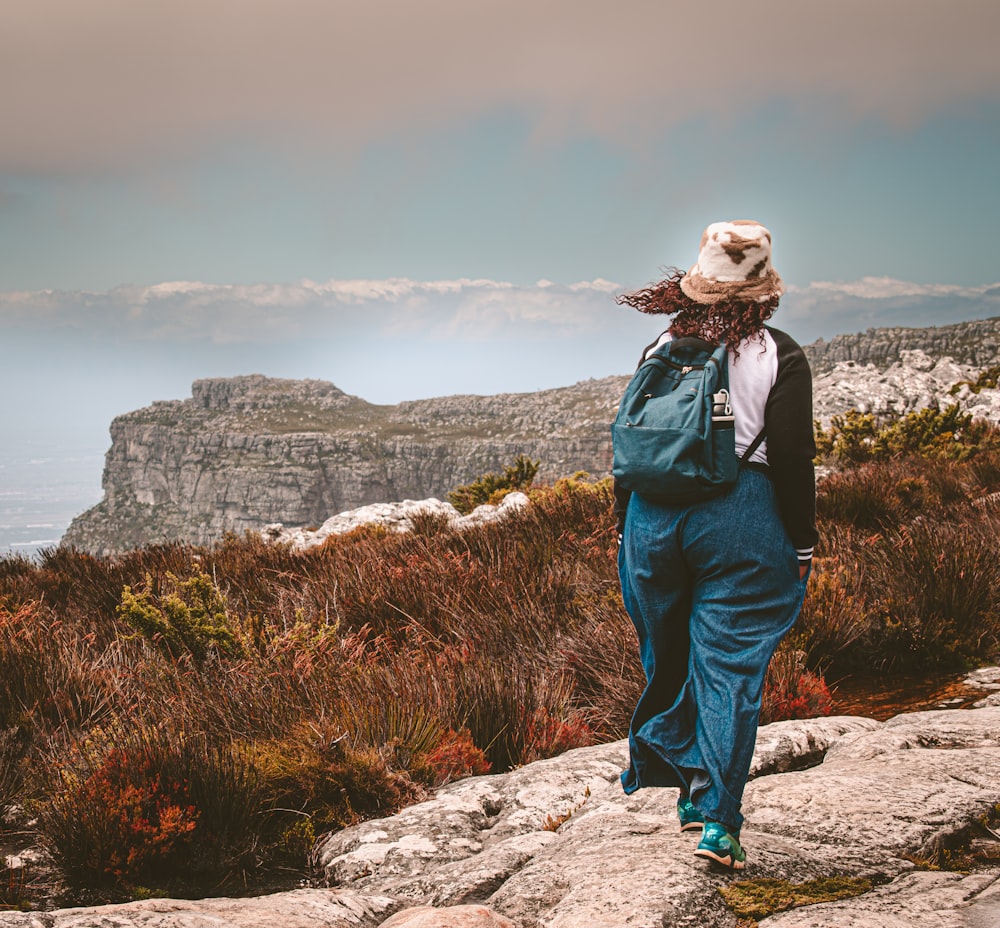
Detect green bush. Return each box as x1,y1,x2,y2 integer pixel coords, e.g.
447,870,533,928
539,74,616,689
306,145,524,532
117,571,244,662
874,404,997,460
448,455,539,514
816,409,880,464
816,404,1000,467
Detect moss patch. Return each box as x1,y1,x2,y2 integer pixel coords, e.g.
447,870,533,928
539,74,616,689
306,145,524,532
719,876,873,920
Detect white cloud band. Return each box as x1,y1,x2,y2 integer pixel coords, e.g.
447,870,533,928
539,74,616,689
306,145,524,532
4,277,1000,353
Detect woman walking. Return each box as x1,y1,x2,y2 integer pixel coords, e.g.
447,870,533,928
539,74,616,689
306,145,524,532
614,220,817,869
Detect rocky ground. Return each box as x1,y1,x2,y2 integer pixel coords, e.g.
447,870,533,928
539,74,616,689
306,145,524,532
260,492,530,549
3,669,999,927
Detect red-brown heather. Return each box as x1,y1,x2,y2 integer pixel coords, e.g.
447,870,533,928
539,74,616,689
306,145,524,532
3,429,1000,902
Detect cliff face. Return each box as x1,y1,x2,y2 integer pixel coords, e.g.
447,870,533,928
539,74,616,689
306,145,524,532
62,374,622,554
63,317,1000,555
805,315,1000,373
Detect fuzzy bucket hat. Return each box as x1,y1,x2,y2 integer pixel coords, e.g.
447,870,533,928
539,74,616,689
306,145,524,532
679,220,784,304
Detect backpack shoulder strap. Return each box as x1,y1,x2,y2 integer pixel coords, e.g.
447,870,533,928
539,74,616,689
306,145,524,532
740,428,767,463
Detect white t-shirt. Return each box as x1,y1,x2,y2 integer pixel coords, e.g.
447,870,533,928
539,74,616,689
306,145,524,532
643,331,777,465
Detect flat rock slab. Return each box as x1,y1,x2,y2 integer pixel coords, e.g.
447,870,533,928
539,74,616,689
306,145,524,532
0,889,396,928
378,905,516,927
313,716,880,897
968,665,1000,708
5,709,1000,928
314,710,1000,927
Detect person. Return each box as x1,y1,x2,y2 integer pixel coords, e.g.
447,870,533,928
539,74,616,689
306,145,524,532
614,220,817,870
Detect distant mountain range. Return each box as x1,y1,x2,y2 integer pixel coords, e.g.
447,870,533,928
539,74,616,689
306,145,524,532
63,317,1000,554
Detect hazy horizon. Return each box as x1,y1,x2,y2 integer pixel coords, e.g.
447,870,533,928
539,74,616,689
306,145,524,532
4,291,1000,558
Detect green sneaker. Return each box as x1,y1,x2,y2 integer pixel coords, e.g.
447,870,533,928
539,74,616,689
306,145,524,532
694,822,746,870
677,796,705,833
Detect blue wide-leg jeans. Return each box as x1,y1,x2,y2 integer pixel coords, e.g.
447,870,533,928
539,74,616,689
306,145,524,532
619,468,808,834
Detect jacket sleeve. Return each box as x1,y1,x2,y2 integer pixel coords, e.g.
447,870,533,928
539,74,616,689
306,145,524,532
764,329,818,561
613,479,631,539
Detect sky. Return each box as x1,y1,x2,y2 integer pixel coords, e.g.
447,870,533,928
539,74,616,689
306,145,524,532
2,1,1000,546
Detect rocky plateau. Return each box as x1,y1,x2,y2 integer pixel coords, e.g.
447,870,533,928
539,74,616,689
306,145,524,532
62,317,1000,554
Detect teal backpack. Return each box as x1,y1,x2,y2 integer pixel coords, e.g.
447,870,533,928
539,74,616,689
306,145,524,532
612,337,762,505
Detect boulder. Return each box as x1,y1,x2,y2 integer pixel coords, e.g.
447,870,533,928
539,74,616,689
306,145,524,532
263,492,530,550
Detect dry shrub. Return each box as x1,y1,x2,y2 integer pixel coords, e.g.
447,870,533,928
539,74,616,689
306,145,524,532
444,657,593,770
36,725,265,893
860,514,1000,671
0,727,27,814
816,457,967,530
522,706,595,764
415,728,491,787
966,449,1000,489
407,509,456,537
0,857,30,911
553,588,644,742
790,553,872,674
334,666,446,766
3,463,998,901
249,721,424,841
760,647,833,725
0,604,116,737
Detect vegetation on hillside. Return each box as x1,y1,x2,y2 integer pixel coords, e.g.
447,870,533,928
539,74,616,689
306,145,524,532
447,454,540,513
2,405,1000,908
814,403,1000,465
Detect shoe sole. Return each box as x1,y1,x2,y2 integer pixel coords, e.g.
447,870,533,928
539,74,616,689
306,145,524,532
679,821,704,833
693,847,746,870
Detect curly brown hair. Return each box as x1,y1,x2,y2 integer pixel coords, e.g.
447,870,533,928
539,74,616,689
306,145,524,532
616,268,780,357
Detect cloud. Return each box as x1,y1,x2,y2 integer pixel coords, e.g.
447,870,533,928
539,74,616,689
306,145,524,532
3,1,998,175
804,278,995,300
6,277,1000,362
0,278,633,344
780,279,1000,343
